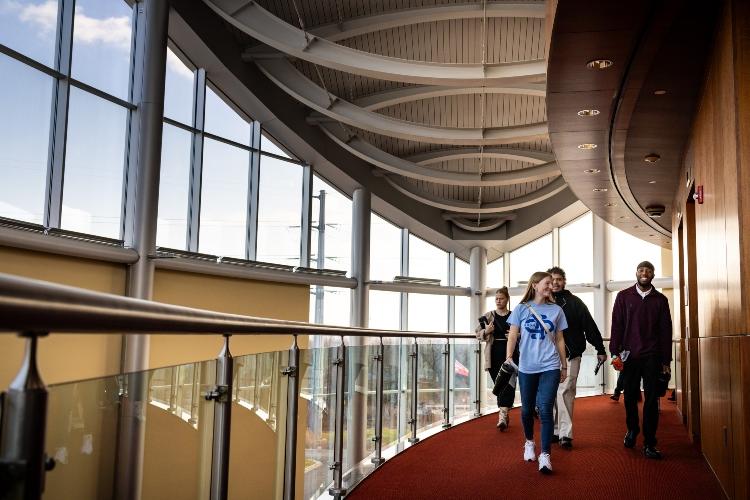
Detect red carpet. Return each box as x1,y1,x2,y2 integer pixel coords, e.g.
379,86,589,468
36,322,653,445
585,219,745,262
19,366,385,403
349,396,726,500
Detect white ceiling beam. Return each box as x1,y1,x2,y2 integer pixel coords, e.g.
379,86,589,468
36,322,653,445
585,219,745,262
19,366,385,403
442,214,516,232
258,58,548,145
406,148,554,166
383,176,569,214
309,2,545,42
208,0,547,86
319,123,560,186
355,84,547,110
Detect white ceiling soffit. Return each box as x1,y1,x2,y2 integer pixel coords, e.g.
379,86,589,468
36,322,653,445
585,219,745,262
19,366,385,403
442,213,516,232
309,2,545,42
355,84,547,111
320,123,560,187
383,176,569,214
208,0,547,86
258,59,548,145
407,148,554,166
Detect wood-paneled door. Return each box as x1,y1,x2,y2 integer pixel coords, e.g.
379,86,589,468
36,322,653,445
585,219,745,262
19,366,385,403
682,191,701,447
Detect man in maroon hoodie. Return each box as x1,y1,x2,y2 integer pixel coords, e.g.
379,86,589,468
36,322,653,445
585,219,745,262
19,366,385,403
609,261,672,459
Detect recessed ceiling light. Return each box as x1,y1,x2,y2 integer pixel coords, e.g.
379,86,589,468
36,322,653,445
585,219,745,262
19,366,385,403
587,59,614,70
648,180,657,184
578,143,598,150
577,109,601,117
654,89,667,95
618,215,630,220
604,202,617,207
649,234,655,237
584,168,601,174
644,153,661,163
592,187,608,192
633,225,640,229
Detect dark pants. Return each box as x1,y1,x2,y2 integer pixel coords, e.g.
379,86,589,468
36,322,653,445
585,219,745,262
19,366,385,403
488,365,516,408
519,370,560,453
622,355,661,446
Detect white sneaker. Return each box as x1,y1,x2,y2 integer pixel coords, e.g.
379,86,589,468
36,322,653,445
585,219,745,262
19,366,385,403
538,452,552,474
523,440,536,462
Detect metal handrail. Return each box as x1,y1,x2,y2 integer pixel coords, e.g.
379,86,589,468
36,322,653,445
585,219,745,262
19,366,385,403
0,272,474,339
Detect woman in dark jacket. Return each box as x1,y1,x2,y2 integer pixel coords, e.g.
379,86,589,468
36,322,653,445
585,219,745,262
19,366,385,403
475,287,518,429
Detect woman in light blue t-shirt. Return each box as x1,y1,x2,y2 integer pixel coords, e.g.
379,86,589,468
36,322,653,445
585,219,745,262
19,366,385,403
505,271,568,474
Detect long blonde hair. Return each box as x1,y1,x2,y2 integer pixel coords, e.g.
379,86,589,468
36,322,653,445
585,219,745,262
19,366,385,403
520,271,555,304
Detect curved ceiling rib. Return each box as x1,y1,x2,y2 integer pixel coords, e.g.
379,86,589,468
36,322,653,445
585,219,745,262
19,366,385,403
383,176,569,214
320,123,560,186
209,0,547,86
406,148,554,166
442,213,516,232
355,84,547,111
309,2,545,42
258,59,548,145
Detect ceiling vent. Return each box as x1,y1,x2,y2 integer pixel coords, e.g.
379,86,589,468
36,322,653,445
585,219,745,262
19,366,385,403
645,205,666,218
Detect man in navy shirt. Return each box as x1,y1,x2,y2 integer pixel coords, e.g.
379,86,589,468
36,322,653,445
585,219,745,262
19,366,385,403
609,261,673,459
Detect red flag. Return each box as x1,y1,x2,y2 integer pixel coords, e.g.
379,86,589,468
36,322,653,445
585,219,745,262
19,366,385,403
454,359,469,377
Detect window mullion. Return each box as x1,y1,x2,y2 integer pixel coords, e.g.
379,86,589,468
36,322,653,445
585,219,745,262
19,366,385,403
187,68,206,252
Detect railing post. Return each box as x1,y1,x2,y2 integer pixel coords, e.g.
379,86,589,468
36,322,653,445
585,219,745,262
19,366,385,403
205,335,233,500
282,335,300,500
371,337,385,466
0,332,53,499
329,337,347,499
473,340,482,417
442,339,451,429
408,339,419,444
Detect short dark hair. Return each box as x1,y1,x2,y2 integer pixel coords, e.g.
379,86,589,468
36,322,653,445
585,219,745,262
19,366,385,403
637,261,655,271
547,266,566,279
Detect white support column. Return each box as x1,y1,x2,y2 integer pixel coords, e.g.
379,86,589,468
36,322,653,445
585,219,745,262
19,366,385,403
552,226,560,266
592,214,609,393
469,247,487,414
503,251,511,288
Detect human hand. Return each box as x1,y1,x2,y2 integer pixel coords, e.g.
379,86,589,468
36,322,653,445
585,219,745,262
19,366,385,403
560,366,567,383
663,364,671,374
611,356,624,371
485,320,495,335
597,354,607,363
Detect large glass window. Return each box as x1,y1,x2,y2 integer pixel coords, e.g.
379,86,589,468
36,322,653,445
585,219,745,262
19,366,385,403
204,85,250,145
487,257,504,288
164,47,194,126
309,286,350,326
311,176,352,272
608,224,664,280
61,87,128,238
454,258,470,288
261,132,291,158
370,214,401,281
407,294,448,333
560,212,593,283
0,55,53,224
71,0,133,101
156,124,192,249
509,233,553,286
256,155,303,265
198,138,249,257
454,296,471,333
369,290,401,330
408,235,448,285
0,0,59,67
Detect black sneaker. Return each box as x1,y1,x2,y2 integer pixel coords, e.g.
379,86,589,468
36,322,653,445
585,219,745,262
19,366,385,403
550,434,559,444
624,430,638,448
560,437,572,449
610,391,621,402
644,445,662,459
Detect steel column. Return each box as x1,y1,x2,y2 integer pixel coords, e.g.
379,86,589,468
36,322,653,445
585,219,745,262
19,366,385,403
442,339,451,429
371,338,385,465
408,340,419,444
207,335,233,500
469,246,486,417
474,341,482,417
592,214,608,393
329,338,347,498
0,333,52,500
282,335,300,500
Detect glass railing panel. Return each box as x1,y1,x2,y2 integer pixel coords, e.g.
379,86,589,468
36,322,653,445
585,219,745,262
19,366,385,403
381,339,403,452
416,339,445,433
399,337,415,442
452,339,473,420
229,350,288,499
43,359,217,500
300,343,339,500
576,350,604,397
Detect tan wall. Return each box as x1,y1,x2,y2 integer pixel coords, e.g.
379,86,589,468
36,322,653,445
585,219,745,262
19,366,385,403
150,268,309,369
0,247,126,387
671,2,750,497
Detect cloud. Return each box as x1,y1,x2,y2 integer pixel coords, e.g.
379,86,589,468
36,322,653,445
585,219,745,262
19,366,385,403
167,48,194,81
73,6,132,51
1,0,57,34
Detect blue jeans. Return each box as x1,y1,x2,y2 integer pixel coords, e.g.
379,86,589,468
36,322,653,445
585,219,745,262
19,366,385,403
519,369,560,453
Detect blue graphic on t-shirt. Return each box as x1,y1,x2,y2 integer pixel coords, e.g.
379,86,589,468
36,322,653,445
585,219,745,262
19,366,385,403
523,314,555,339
